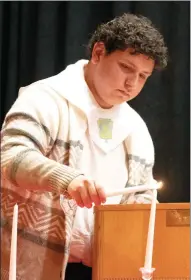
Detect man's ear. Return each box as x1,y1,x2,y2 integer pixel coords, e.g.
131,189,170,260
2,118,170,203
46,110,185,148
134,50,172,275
91,42,106,64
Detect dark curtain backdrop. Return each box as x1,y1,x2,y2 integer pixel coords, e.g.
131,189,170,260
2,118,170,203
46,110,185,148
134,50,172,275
0,1,190,202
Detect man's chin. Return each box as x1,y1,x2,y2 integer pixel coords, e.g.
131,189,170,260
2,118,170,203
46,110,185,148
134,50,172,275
110,97,131,106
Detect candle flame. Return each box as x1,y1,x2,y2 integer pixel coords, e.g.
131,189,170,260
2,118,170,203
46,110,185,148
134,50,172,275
157,181,163,189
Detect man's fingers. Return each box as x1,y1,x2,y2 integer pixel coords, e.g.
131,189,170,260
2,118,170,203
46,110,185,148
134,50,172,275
84,179,101,206
67,176,106,208
79,182,92,208
95,184,107,203
68,185,84,207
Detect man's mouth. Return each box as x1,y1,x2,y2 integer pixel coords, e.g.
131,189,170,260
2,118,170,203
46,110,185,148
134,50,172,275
118,89,130,97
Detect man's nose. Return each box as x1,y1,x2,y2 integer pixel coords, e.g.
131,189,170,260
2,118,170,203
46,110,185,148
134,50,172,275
125,73,138,88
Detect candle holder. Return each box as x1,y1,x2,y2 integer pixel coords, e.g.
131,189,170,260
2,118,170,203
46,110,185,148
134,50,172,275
139,267,155,280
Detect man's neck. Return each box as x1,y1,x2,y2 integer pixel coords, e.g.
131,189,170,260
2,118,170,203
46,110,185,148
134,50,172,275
83,63,113,109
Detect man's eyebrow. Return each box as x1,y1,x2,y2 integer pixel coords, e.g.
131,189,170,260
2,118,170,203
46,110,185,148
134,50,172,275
122,60,152,75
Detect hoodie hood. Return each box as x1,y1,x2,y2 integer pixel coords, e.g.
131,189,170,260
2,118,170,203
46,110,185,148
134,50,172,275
41,59,94,114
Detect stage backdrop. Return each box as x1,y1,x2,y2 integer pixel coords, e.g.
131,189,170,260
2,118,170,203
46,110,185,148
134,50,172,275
0,1,190,202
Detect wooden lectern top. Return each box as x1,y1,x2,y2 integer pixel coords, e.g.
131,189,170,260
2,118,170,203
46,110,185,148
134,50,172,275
94,202,190,211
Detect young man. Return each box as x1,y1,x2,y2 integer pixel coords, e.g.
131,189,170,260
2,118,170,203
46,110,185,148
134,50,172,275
1,13,167,280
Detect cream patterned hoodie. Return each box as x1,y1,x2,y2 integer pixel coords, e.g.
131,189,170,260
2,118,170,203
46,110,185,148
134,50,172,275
1,60,154,280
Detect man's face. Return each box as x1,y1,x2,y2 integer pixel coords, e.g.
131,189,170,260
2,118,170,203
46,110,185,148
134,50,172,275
90,43,155,108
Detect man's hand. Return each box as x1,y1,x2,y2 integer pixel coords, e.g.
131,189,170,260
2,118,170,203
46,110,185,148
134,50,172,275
67,175,106,208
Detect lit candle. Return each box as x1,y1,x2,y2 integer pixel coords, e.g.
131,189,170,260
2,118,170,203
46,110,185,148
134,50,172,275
144,188,158,269
106,182,161,198
9,204,18,280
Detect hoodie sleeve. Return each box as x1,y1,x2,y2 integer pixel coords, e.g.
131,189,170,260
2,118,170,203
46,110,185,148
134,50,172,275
1,83,83,193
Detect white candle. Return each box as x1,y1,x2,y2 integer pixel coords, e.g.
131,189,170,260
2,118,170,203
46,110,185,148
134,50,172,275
144,188,158,269
9,204,18,280
105,182,160,198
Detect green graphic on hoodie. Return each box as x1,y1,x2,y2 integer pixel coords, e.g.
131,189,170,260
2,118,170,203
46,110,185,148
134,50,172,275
97,118,113,140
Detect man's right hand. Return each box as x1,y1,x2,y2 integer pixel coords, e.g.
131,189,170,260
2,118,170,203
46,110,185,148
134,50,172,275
67,175,106,208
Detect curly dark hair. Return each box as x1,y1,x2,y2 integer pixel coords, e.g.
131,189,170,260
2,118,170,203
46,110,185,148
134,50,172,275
87,13,168,70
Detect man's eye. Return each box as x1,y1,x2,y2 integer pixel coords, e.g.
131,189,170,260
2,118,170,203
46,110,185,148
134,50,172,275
140,74,147,80
121,64,131,70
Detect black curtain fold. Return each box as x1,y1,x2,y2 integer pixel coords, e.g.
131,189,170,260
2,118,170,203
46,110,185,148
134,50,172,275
0,1,190,202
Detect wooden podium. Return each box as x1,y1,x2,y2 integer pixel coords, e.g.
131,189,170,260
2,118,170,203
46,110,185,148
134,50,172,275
92,203,190,280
